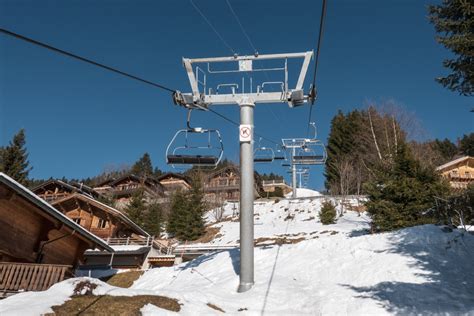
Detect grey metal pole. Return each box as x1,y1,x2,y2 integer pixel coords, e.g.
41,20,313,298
238,101,254,293
292,147,297,198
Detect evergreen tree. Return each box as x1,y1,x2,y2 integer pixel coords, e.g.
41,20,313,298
131,153,153,178
153,167,164,178
365,143,448,232
325,110,348,190
143,202,162,237
97,194,116,208
429,0,474,96
319,201,337,225
433,138,458,161
125,189,146,226
459,133,474,156
166,175,206,241
2,129,32,185
166,189,188,237
325,110,365,193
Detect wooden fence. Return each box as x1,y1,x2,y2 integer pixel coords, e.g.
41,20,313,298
0,262,71,296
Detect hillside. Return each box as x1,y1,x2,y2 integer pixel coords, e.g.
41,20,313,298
1,195,474,315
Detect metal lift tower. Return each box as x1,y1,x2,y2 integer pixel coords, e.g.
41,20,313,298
173,51,314,292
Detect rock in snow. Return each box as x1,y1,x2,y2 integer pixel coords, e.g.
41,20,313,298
1,197,474,315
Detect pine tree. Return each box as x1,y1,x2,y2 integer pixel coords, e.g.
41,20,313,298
153,167,164,178
325,110,365,193
365,143,449,232
143,202,162,237
433,138,458,161
131,153,153,178
459,133,474,156
429,0,474,96
319,201,337,225
325,110,348,191
125,189,146,226
166,175,206,241
166,189,188,238
2,129,32,185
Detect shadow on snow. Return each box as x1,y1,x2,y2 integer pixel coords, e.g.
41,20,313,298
342,225,474,315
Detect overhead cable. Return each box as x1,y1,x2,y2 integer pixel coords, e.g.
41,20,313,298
306,0,327,136
0,28,176,93
225,0,257,54
189,0,236,54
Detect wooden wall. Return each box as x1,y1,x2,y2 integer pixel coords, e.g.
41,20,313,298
0,184,94,267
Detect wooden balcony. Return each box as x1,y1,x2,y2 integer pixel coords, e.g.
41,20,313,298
0,262,71,297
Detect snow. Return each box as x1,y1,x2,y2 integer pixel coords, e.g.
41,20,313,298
2,196,474,315
285,188,322,198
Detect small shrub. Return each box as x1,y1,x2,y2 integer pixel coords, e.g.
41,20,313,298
73,281,98,296
320,201,336,225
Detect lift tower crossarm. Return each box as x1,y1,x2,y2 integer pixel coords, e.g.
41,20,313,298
179,51,314,109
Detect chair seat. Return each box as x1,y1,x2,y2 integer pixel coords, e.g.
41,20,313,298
167,155,218,165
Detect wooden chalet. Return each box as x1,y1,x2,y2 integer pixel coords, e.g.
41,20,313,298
49,193,171,270
51,193,149,240
204,165,261,202
0,173,113,295
262,179,293,196
93,174,165,210
157,173,192,195
32,179,99,203
436,156,474,190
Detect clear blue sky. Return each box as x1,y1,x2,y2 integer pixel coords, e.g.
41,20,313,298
0,0,472,190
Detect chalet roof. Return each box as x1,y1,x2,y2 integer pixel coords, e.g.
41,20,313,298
0,173,113,252
95,178,116,188
206,165,240,180
32,179,99,198
436,156,473,172
51,193,150,237
206,165,262,182
108,174,160,188
157,172,191,184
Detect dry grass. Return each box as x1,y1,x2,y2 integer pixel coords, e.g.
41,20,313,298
191,226,222,243
51,295,180,315
207,302,225,313
106,271,143,288
254,236,306,246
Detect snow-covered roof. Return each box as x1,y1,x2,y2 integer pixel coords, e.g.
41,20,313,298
436,156,473,171
0,173,113,252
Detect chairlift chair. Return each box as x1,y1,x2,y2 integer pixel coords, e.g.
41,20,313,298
166,110,224,168
293,140,327,165
254,138,275,163
274,145,287,161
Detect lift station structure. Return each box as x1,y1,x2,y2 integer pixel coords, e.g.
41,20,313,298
172,51,314,292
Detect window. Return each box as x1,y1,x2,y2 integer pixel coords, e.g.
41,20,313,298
73,218,82,225
97,218,107,229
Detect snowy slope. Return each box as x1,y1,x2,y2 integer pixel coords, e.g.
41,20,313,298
2,197,474,315
285,188,322,198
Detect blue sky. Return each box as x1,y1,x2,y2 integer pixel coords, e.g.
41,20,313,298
0,0,472,190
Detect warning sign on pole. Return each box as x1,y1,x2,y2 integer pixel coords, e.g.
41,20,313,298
239,124,253,143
